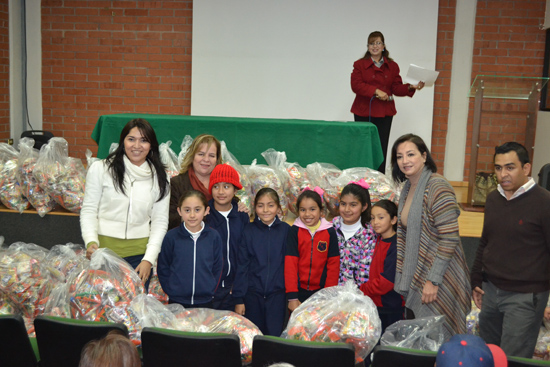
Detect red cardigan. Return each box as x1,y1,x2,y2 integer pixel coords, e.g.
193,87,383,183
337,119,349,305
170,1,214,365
350,57,415,118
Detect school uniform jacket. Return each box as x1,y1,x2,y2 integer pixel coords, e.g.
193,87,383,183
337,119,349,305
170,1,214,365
285,218,340,299
157,223,223,305
360,234,404,311
206,199,250,288
232,217,290,304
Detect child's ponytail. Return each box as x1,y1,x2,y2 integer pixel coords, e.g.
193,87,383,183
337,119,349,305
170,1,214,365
340,179,372,227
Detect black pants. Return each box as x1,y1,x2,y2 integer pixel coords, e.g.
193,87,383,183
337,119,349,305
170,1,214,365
354,114,393,174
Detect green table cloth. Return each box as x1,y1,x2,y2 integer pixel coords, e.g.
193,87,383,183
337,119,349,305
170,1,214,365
92,114,383,170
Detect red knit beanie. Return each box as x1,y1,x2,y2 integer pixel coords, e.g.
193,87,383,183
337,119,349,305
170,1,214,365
209,164,243,194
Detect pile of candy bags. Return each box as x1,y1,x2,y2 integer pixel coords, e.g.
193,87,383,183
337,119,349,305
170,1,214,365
0,143,30,212
33,138,86,213
281,281,381,363
17,138,58,216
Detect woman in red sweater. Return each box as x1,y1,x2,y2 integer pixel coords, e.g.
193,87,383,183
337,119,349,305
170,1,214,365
350,31,424,173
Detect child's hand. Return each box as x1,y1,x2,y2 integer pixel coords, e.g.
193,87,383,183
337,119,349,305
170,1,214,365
237,201,250,213
288,299,301,312
235,304,245,316
544,307,550,321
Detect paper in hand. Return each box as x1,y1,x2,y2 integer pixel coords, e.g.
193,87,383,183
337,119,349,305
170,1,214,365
404,64,439,87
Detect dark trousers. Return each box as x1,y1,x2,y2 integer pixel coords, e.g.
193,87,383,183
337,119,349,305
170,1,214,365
297,287,319,303
354,114,393,174
378,307,404,334
479,280,549,358
169,299,214,309
245,291,286,336
124,254,151,292
213,284,234,311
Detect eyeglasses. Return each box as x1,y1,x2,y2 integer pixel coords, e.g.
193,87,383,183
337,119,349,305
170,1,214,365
368,42,384,47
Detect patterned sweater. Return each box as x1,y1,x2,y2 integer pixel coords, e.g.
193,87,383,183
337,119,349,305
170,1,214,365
396,174,471,339
332,216,377,286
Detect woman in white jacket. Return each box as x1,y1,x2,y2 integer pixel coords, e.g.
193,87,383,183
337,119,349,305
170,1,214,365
80,118,170,285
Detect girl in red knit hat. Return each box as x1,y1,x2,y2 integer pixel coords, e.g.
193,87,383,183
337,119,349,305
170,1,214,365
206,164,251,311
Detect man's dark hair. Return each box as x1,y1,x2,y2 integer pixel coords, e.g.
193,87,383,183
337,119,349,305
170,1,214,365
494,142,530,166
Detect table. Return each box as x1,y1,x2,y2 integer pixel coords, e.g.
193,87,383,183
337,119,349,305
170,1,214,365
92,114,384,170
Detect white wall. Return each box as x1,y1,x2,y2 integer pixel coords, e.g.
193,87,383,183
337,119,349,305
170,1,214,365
533,110,550,178
192,0,439,167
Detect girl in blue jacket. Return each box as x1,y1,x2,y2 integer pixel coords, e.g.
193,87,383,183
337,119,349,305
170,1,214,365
206,164,250,311
158,190,223,308
232,188,290,336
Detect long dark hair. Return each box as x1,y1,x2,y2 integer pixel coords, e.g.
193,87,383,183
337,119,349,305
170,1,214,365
363,31,393,62
106,118,169,201
390,133,437,182
340,183,372,227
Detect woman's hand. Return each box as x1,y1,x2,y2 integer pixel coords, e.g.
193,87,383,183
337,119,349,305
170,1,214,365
288,299,301,312
421,281,439,304
544,307,550,321
410,81,425,90
375,89,389,101
135,260,152,283
86,242,99,260
235,304,246,316
237,201,250,214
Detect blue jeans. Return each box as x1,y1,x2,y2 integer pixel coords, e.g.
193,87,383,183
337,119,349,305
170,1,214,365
479,280,549,358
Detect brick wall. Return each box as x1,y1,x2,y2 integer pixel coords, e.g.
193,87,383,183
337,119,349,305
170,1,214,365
0,0,8,142
39,0,547,170
432,0,457,174
464,0,546,180
41,0,193,158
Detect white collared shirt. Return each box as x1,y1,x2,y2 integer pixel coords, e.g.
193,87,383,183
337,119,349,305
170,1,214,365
497,177,536,201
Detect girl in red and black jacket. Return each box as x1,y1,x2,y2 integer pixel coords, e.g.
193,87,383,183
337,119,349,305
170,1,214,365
360,199,404,332
285,187,340,312
233,188,290,336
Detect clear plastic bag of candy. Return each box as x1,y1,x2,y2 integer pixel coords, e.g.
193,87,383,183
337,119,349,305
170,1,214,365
68,248,144,322
305,162,342,218
337,167,398,204
159,141,180,178
118,294,178,342
17,138,57,216
533,326,550,360
281,281,381,362
380,315,445,351
221,141,253,213
148,267,168,305
246,159,288,219
466,300,480,336
43,243,88,283
261,148,311,216
43,283,71,318
0,242,52,318
177,135,193,169
173,308,262,365
0,143,31,212
33,138,86,213
85,149,100,171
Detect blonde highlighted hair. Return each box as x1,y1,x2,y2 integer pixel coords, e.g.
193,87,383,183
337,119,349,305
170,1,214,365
179,134,222,174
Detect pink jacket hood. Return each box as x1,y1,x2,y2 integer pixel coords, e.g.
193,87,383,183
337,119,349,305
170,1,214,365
293,217,333,234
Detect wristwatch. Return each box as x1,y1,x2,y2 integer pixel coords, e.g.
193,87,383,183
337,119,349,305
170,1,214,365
430,281,440,287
